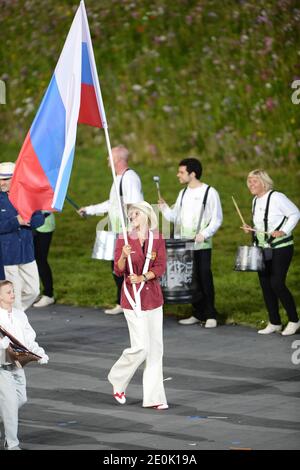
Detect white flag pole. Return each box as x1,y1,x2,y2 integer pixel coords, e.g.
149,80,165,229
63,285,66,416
81,0,138,306
103,127,136,277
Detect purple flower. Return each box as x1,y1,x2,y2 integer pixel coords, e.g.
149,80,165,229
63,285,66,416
265,97,277,111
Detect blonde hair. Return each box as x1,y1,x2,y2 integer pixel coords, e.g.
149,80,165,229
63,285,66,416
247,169,274,191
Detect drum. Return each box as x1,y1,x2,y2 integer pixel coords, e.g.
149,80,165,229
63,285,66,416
234,246,265,272
92,230,116,261
161,239,202,304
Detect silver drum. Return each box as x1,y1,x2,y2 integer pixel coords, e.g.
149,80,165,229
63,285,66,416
234,246,265,272
92,230,116,261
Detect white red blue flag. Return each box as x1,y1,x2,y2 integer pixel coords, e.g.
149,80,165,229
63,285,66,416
9,1,107,221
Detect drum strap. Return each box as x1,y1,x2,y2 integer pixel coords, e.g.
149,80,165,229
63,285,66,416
180,187,187,208
179,185,211,233
195,186,211,234
119,168,131,198
252,190,287,246
123,230,154,316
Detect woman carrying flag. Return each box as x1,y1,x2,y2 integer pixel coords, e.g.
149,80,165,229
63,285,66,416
108,201,168,410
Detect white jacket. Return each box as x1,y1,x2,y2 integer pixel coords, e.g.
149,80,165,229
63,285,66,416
0,307,46,364
85,169,143,233
161,184,223,248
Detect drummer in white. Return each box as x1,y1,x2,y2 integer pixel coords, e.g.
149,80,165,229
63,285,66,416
158,158,223,328
78,146,143,314
243,169,300,336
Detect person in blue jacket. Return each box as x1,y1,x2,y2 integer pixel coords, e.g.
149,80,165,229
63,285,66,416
0,162,45,310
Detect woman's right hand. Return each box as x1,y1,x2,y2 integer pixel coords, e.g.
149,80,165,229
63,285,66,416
241,224,253,234
122,244,132,259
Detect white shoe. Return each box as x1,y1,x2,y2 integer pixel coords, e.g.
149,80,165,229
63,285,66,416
33,295,55,308
205,319,217,328
113,392,126,404
153,404,169,410
281,320,300,336
258,323,282,334
178,316,200,325
104,304,123,315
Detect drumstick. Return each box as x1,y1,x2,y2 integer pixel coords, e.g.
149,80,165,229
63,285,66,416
66,195,87,218
153,176,161,199
232,196,246,226
239,226,270,235
66,195,80,210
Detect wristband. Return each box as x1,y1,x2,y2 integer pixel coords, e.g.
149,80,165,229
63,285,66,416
142,274,148,282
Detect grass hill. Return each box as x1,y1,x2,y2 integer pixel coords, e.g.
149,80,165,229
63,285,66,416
1,0,300,164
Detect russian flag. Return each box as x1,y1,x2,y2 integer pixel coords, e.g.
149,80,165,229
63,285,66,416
9,1,107,221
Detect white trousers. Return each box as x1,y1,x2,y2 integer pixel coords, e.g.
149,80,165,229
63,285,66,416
4,261,40,311
108,306,167,407
0,368,27,448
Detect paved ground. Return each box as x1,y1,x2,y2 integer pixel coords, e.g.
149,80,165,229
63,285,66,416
10,305,300,450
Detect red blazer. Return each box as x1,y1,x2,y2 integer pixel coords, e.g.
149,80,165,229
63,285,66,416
114,230,166,310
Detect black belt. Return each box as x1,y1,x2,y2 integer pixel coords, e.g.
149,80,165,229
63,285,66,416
0,363,17,371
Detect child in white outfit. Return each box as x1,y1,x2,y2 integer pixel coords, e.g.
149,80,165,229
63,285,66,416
0,280,49,450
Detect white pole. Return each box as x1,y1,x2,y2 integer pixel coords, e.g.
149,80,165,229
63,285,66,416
81,1,138,306
103,126,138,302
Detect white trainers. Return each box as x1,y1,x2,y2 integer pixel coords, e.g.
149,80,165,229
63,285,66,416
113,392,126,404
258,323,282,334
33,295,55,308
104,304,123,315
205,319,217,328
281,320,300,336
178,316,200,325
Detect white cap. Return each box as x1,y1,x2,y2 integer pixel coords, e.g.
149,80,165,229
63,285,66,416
128,201,158,230
0,162,15,179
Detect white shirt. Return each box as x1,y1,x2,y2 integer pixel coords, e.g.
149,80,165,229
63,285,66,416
85,169,143,232
161,184,223,245
0,307,46,364
252,191,300,236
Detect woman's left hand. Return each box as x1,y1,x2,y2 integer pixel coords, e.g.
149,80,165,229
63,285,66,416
270,230,286,238
128,273,143,284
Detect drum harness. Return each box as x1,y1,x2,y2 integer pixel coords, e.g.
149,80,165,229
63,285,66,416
252,190,293,251
179,185,211,236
